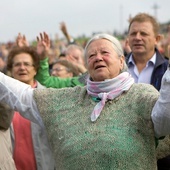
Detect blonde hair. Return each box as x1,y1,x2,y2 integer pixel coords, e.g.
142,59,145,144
128,13,160,36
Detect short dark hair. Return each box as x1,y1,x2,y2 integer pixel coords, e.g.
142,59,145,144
7,46,40,72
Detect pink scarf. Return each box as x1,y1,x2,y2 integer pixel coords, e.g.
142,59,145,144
87,72,134,122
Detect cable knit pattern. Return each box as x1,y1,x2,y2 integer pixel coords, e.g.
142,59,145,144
34,84,159,170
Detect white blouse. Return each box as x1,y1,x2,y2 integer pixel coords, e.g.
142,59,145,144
0,72,43,127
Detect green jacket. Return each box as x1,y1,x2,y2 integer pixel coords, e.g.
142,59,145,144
35,58,85,88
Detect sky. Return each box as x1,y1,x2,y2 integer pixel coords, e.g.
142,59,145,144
0,0,170,42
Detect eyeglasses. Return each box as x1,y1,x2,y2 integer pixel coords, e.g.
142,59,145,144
51,68,68,72
13,62,34,68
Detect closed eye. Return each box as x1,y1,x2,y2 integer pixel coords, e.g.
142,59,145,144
101,51,109,55
88,54,95,58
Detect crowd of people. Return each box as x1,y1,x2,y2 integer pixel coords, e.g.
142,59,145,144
1,12,170,170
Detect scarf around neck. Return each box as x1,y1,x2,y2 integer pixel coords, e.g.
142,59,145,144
87,72,134,122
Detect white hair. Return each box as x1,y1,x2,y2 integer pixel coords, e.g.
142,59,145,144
84,33,124,58
84,33,127,72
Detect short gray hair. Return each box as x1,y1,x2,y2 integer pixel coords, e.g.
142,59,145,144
66,44,85,61
84,33,128,72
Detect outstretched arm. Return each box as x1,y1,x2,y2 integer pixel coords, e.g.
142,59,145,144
60,22,75,44
35,58,85,88
0,72,43,126
151,68,170,138
36,32,50,60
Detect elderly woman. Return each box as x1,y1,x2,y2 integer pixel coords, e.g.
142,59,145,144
0,33,170,169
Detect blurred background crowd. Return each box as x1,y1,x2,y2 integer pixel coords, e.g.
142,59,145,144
0,19,170,75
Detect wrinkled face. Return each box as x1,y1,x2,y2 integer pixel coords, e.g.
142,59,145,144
51,63,73,78
11,53,36,85
128,21,158,56
86,39,124,81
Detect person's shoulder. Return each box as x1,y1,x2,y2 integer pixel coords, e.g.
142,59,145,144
155,49,169,63
34,85,86,105
36,81,46,89
125,52,132,64
164,56,169,61
132,83,157,89
129,84,159,103
34,85,85,96
57,85,85,92
161,55,169,63
131,83,159,94
61,85,86,97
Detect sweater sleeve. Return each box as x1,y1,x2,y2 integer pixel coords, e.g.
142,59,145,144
35,58,84,88
151,68,170,138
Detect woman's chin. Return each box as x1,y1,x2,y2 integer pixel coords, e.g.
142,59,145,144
93,75,108,82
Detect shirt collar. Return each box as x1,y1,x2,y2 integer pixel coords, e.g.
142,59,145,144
128,53,156,66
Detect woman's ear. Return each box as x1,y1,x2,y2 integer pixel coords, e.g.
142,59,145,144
120,56,125,70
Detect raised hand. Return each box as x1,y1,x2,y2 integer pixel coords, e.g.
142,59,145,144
60,22,73,44
60,22,68,36
16,33,29,47
66,55,87,74
36,32,50,60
